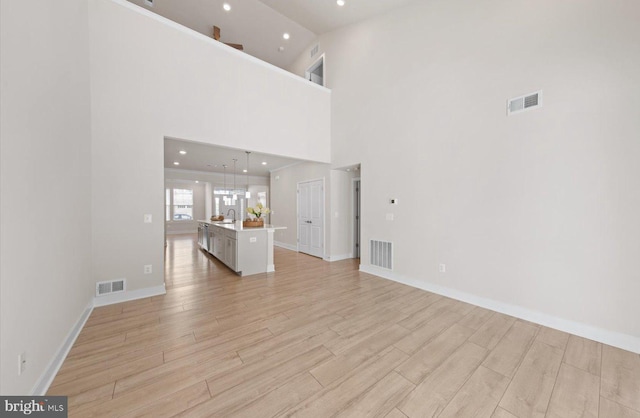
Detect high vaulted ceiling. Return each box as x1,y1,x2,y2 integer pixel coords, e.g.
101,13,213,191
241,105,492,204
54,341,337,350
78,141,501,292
125,0,417,69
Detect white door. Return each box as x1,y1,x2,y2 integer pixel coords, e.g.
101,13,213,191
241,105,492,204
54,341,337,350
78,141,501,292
298,179,324,258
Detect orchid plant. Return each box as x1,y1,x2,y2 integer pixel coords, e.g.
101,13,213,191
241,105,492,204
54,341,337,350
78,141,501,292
246,202,270,219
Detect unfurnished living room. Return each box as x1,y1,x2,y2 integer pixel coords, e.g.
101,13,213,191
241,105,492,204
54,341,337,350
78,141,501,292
1,0,639,417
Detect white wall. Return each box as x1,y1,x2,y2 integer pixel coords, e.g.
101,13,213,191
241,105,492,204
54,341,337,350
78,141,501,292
89,0,330,294
270,163,359,261
329,170,357,261
270,162,331,254
0,0,94,394
291,0,640,351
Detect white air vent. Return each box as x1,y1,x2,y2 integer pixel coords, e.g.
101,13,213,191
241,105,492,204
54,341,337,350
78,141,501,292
310,45,319,58
370,240,393,270
96,279,126,296
507,91,542,115
144,0,153,6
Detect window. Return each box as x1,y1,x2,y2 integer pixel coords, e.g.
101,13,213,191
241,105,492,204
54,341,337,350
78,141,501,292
166,188,171,221
213,188,245,219
165,187,193,221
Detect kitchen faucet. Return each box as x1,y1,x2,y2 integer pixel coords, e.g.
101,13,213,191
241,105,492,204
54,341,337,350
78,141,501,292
227,208,236,222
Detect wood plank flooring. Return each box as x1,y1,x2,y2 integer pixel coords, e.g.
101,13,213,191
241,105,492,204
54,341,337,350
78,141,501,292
48,234,640,417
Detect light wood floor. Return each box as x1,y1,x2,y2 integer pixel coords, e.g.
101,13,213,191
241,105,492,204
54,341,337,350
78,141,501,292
49,234,640,417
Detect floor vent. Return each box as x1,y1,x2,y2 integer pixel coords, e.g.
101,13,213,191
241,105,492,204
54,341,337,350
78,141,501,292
96,279,126,296
370,240,393,270
508,90,542,115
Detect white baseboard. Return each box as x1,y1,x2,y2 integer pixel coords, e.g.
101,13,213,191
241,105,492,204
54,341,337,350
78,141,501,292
31,283,167,395
32,299,94,395
165,229,197,235
360,264,640,354
325,253,354,262
274,241,297,252
93,284,166,307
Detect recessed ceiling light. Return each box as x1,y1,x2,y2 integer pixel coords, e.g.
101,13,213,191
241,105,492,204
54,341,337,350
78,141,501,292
195,180,199,183
173,161,180,166
278,46,285,52
283,33,290,40
337,0,345,6
261,161,267,165
179,150,187,155
242,169,247,173
222,3,231,11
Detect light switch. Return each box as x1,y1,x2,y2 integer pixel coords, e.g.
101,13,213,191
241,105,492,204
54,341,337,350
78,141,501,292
144,214,152,223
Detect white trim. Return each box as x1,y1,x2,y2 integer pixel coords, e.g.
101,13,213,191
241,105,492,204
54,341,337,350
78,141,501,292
274,241,297,252
93,284,166,307
360,264,640,354
110,0,330,92
269,161,303,174
31,300,94,395
165,166,267,183
326,253,354,262
352,177,361,259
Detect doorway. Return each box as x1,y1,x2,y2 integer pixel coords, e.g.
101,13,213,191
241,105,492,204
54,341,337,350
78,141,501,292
297,179,324,258
305,54,325,87
353,178,361,259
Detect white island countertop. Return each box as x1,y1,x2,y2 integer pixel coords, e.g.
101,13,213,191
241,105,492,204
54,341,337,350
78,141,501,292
198,220,286,233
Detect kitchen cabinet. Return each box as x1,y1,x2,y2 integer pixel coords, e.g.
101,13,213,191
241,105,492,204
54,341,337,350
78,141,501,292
197,220,286,276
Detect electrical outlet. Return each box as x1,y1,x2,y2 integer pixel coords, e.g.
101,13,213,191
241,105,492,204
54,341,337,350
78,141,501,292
439,264,446,273
144,214,152,223
249,237,257,243
18,352,26,375
144,265,152,274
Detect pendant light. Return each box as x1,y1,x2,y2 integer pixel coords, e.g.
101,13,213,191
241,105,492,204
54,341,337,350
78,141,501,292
232,158,238,202
245,151,251,199
222,164,229,205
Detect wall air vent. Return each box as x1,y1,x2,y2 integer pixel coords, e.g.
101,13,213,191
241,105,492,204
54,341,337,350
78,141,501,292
144,0,153,7
96,279,126,296
508,90,542,115
370,240,393,270
310,45,319,58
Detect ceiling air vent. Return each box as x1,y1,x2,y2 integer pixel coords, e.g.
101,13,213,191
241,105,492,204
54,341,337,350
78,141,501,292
507,91,542,115
96,279,126,296
310,45,319,58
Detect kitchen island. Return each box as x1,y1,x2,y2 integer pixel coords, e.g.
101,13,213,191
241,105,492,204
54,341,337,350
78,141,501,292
197,220,286,276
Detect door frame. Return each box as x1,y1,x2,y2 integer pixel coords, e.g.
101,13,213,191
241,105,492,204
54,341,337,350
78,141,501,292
296,177,326,259
305,53,326,87
352,177,361,259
